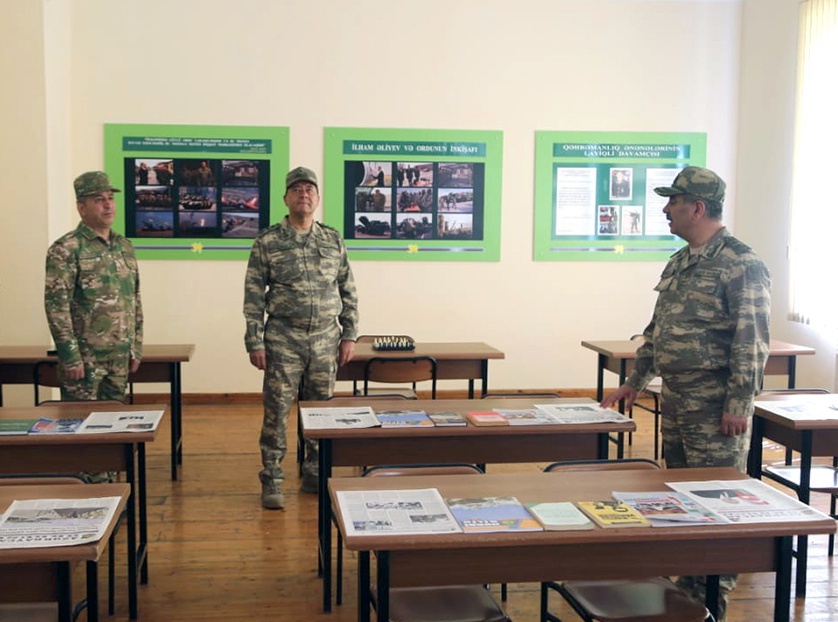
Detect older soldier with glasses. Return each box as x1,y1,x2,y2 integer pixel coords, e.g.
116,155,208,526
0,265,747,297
602,166,771,621
244,166,359,510
45,171,143,402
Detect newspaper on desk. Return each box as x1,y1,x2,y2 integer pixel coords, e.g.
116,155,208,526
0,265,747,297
754,399,838,421
76,410,165,434
299,406,380,430
534,403,630,424
335,488,462,536
0,496,122,549
666,479,828,523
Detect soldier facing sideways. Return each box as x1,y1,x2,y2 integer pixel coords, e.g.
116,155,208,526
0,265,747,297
601,166,771,621
244,166,358,510
45,171,143,401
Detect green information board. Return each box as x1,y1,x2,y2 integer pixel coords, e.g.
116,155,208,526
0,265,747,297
105,123,289,260
534,131,706,261
323,127,503,261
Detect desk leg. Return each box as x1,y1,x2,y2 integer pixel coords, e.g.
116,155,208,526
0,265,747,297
58,561,72,622
596,433,609,459
139,442,149,585
376,551,390,622
705,575,719,622
86,560,99,622
125,444,139,621
795,431,814,598
775,536,793,622
358,551,371,622
788,356,797,389
748,415,765,478
170,362,183,481
595,354,605,402
320,439,333,612
480,359,489,398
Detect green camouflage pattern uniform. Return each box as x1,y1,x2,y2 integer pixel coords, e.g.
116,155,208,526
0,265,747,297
244,216,358,490
44,222,144,401
627,228,771,618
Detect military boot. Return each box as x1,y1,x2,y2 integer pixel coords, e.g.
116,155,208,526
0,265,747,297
261,480,285,510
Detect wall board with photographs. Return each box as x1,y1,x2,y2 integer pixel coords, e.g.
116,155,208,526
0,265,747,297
533,131,707,261
323,128,502,261
104,124,289,260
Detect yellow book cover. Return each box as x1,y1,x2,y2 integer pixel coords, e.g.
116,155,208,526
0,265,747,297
576,500,652,528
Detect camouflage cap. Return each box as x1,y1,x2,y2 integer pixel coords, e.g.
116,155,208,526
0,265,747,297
654,166,726,202
74,171,121,200
285,166,318,191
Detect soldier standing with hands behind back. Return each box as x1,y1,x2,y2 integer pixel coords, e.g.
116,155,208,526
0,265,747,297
601,166,771,621
244,166,358,510
45,171,143,402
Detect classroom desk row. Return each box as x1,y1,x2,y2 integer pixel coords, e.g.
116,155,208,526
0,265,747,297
0,402,167,620
0,345,194,481
302,396,635,612
330,467,836,622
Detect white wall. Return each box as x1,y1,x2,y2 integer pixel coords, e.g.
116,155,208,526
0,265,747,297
3,0,829,401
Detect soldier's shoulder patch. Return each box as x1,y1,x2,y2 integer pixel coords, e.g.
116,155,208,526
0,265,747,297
318,222,341,235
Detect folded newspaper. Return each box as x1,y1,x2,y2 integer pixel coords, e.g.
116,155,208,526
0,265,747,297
335,488,462,536
0,496,122,549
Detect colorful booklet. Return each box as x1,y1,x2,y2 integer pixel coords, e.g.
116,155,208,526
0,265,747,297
611,491,729,526
427,412,467,427
0,418,41,435
374,410,433,427
446,496,543,533
526,502,595,530
576,500,652,528
465,411,509,426
28,417,87,434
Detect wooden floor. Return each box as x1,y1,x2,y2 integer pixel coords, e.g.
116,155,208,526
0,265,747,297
72,401,838,621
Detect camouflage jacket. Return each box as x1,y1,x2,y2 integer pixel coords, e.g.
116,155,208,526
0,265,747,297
44,223,144,367
243,217,358,352
627,228,771,418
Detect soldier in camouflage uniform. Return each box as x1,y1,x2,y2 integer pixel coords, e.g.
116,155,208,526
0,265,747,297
244,166,358,510
602,166,771,621
44,171,143,402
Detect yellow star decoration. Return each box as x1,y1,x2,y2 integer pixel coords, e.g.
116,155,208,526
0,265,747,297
191,242,204,253
407,244,420,254
614,244,625,255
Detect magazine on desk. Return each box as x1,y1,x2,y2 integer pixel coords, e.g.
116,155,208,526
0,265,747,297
76,410,165,434
526,501,595,530
28,418,86,434
611,490,728,526
374,409,433,427
299,406,380,430
335,488,461,536
666,479,827,523
446,496,543,533
427,412,467,427
0,496,122,549
494,408,558,426
0,419,40,435
534,403,629,424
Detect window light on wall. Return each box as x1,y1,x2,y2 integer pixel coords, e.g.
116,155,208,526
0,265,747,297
789,0,838,331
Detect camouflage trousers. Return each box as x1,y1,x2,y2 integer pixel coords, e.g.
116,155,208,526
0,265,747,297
259,319,339,489
58,349,130,402
660,369,751,621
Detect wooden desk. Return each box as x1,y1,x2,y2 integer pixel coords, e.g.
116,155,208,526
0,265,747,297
336,342,505,398
580,339,816,457
750,393,838,597
0,403,165,620
0,344,194,480
582,339,816,399
0,482,129,622
330,467,836,622
302,396,635,612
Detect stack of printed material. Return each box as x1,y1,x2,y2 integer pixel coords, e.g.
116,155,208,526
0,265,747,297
299,406,380,429
446,496,543,533
611,491,728,526
335,488,461,536
0,496,122,549
374,409,433,427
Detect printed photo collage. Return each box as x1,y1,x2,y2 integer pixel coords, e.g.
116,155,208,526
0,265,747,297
598,166,643,236
344,160,484,240
123,158,270,239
